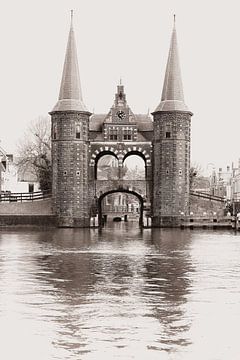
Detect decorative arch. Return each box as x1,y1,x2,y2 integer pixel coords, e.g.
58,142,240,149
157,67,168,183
89,145,152,180
122,153,146,180
90,146,119,167
91,149,118,180
122,146,151,166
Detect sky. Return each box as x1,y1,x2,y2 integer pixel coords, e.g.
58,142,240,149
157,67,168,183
0,0,239,175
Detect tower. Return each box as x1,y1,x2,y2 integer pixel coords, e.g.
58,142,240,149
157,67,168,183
152,18,193,226
49,12,91,227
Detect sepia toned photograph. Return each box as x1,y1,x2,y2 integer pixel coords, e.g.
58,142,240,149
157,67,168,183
0,0,240,359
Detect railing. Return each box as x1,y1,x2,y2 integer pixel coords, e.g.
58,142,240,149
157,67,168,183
190,190,226,203
0,190,51,202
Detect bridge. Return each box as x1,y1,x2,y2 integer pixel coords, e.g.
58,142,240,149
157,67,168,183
190,190,226,203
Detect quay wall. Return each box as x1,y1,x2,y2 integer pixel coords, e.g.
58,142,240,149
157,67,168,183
0,215,57,227
0,199,53,215
190,195,225,216
0,199,56,227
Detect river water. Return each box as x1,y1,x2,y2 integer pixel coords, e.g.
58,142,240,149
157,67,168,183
0,223,240,359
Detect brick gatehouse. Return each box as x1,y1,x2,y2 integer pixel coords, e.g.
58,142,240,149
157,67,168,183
49,15,192,227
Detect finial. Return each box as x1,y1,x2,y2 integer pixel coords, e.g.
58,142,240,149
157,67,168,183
119,77,122,85
173,14,176,27
70,10,74,28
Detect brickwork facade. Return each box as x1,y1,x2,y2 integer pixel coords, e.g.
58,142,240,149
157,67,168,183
50,16,192,227
86,87,153,226
51,111,91,227
152,111,192,226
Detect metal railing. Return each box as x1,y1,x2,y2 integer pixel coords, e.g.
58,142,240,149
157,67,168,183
190,190,226,203
0,190,51,202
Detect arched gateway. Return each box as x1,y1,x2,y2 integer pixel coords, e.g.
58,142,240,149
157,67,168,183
50,14,192,228
97,190,145,227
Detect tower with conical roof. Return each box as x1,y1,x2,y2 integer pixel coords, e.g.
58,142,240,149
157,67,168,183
50,11,91,227
152,17,193,226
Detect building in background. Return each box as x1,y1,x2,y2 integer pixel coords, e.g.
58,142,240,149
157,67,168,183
210,166,232,199
230,160,240,204
0,146,39,193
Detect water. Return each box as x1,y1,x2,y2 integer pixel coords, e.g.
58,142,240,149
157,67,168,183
0,224,240,359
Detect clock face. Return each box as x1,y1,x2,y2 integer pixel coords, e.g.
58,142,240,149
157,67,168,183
117,110,126,120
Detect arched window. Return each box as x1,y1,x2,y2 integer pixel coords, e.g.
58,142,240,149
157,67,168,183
123,155,145,180
97,154,119,180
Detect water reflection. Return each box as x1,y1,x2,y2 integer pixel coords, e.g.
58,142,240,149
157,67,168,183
0,226,240,359
142,230,194,351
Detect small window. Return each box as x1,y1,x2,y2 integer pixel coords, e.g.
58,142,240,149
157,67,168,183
179,170,182,175
166,132,171,138
76,124,80,139
29,184,34,193
166,169,169,175
110,134,117,140
53,124,57,140
1,160,6,170
63,171,67,176
123,131,132,141
76,171,80,176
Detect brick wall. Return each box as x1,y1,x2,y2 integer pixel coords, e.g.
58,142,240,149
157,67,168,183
152,111,192,225
51,111,91,227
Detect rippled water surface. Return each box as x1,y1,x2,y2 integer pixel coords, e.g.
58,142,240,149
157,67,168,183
0,224,240,359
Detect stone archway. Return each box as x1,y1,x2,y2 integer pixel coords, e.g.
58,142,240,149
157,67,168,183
98,189,144,227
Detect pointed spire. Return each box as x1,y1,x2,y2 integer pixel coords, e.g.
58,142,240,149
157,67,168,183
70,9,74,28
52,11,88,112
154,17,188,112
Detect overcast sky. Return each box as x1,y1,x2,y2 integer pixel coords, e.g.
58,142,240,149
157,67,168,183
0,0,239,174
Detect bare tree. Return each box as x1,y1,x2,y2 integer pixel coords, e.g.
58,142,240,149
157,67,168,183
16,116,51,191
190,162,203,189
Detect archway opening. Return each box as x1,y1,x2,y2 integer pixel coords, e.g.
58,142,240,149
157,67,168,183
96,153,119,180
123,154,146,180
98,190,145,228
